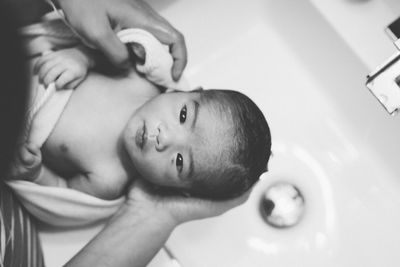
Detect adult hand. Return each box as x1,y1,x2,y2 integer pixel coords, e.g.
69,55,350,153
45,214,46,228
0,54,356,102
55,0,187,80
125,180,251,226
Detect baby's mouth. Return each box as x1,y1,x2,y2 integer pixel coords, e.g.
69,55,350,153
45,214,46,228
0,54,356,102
135,123,147,149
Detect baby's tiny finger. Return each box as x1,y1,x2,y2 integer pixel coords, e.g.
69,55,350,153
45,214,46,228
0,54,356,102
33,59,43,75
56,72,75,89
33,52,55,74
64,77,83,90
34,57,48,75
38,60,59,84
43,65,65,87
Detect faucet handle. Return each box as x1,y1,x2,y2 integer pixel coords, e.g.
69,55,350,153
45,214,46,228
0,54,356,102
365,16,400,116
366,51,400,116
386,16,400,50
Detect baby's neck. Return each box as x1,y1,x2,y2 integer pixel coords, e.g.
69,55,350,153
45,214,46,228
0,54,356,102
117,134,141,181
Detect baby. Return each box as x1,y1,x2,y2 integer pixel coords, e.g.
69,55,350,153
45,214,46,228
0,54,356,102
10,41,272,201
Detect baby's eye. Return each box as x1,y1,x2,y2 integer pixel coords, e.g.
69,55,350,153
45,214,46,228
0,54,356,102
179,105,187,123
176,153,183,172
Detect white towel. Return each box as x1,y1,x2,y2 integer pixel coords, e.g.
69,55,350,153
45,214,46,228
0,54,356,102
7,15,189,227
7,180,124,227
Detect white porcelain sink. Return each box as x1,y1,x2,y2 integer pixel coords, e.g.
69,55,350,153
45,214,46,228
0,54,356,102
40,0,400,266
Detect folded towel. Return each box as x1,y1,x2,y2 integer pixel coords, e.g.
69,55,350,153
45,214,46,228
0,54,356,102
7,15,189,227
7,180,124,227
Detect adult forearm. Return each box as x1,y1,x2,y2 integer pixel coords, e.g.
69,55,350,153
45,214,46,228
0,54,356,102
64,203,177,267
64,178,250,266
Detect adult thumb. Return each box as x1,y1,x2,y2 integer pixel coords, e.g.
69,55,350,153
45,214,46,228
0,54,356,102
89,27,131,69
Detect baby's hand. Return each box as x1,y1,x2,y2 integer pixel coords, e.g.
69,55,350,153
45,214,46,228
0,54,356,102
34,46,94,89
8,143,42,182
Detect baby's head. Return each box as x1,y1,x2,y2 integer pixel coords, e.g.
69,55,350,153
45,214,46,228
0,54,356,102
123,89,271,199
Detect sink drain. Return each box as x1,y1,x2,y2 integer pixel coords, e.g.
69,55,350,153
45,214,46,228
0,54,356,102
259,182,305,228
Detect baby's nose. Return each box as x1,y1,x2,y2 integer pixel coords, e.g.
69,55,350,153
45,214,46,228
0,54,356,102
156,123,170,151
156,123,183,151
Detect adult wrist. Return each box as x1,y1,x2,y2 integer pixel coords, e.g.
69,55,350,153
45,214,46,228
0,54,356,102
117,201,179,231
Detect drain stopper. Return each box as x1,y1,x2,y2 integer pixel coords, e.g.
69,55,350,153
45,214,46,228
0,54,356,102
260,182,305,228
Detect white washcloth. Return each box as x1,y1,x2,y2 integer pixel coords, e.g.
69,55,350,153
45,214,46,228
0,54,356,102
117,28,189,91
7,16,189,227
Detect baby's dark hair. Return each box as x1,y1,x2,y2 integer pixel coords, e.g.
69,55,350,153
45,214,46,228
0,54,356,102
186,89,271,200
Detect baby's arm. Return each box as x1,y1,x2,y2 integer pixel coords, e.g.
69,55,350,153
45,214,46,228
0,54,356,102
34,45,95,89
35,167,122,200
34,43,146,90
7,143,68,187
63,172,123,200
7,142,42,182
8,144,121,199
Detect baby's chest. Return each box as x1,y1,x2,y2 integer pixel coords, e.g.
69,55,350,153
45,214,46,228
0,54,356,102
41,92,124,173
41,123,106,175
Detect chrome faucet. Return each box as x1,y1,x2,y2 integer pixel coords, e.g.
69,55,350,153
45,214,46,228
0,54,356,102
366,16,400,116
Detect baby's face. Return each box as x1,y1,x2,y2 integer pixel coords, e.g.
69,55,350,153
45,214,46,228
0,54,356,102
123,91,231,188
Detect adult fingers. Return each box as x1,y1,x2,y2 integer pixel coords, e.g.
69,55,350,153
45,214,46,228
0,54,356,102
124,11,187,80
226,190,251,209
80,19,130,69
144,27,187,81
169,32,187,81
58,0,129,68
189,189,252,218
